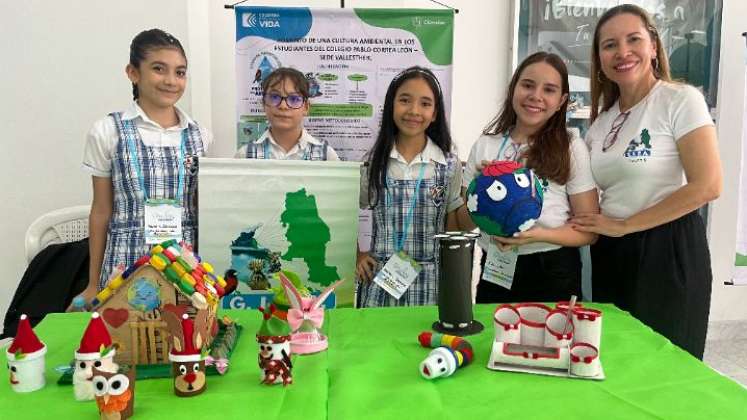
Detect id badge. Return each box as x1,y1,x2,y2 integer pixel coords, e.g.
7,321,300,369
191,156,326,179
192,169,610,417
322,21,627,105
482,241,518,290
373,250,422,300
144,199,183,244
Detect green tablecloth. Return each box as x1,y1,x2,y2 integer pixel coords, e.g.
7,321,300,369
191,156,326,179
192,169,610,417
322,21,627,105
2,304,747,419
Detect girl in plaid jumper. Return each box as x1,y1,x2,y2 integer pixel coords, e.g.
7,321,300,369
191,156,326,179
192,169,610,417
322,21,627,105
78,29,212,306
356,67,464,307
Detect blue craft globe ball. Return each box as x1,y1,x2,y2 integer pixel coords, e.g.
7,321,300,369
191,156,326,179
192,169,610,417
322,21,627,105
466,162,543,237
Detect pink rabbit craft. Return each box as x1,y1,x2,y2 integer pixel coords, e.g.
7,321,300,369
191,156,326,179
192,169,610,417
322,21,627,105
279,273,343,354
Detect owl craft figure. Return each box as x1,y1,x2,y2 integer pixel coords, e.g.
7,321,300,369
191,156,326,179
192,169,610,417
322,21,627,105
5,314,47,393
466,161,543,237
162,310,209,397
74,312,119,401
256,305,293,386
92,366,135,420
280,273,343,354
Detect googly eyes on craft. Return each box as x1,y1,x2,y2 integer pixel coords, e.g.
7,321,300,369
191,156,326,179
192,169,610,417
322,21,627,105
487,180,507,202
179,365,188,375
93,376,109,396
192,363,200,373
108,374,130,396
514,173,530,188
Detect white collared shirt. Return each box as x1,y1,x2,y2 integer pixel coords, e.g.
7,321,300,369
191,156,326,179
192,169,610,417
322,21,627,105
234,128,340,161
82,102,213,177
359,138,464,212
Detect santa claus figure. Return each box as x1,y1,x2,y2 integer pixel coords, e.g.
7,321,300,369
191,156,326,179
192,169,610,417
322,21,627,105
73,312,119,401
6,314,47,393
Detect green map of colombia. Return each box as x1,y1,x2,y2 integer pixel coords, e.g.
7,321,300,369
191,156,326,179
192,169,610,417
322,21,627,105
281,188,339,286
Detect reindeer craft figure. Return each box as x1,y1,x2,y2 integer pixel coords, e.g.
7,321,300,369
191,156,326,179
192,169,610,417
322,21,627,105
280,273,344,354
256,305,292,386
162,310,210,397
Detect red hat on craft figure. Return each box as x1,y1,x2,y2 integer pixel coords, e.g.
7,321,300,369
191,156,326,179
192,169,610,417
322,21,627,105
75,312,115,361
169,314,203,363
7,314,46,361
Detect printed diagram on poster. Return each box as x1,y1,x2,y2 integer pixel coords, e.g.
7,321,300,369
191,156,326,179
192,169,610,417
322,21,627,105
198,158,360,308
234,6,454,161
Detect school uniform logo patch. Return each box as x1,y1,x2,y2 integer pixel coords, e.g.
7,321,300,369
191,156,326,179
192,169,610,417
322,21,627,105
430,185,445,207
623,129,652,161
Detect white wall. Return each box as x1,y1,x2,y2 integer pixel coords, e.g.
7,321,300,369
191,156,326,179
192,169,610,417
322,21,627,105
0,1,191,332
706,0,747,322
1,0,744,334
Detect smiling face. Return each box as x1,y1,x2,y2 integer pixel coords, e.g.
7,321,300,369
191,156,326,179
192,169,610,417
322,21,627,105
392,77,437,142
511,62,567,135
263,77,309,135
126,47,187,111
597,13,658,89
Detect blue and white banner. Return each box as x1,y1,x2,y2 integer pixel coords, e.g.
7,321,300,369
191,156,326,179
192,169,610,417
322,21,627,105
234,6,454,161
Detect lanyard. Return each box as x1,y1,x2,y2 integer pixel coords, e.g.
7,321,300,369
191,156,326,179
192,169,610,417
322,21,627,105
127,129,187,202
386,162,427,252
497,134,523,162
263,139,311,160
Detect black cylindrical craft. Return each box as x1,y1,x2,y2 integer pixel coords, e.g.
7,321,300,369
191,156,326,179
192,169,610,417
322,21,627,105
433,232,484,336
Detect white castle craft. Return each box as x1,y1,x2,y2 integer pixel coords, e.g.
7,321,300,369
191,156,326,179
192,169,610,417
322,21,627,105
487,300,604,380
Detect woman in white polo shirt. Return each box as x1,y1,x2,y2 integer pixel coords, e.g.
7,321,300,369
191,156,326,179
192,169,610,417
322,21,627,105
572,4,722,359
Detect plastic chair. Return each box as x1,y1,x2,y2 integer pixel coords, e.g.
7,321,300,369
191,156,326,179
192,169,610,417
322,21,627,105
25,205,90,263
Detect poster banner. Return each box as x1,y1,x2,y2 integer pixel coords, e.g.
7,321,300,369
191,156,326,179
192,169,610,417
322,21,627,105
198,158,361,307
235,6,454,161
733,59,747,285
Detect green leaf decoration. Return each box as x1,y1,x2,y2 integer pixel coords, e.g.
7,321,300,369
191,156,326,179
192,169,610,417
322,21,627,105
14,349,26,360
99,344,113,358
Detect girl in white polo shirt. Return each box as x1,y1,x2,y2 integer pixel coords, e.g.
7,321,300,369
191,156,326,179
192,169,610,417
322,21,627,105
79,29,213,305
572,5,722,359
458,52,599,304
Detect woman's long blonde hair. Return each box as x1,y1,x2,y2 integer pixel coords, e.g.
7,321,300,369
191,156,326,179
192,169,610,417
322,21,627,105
590,4,672,123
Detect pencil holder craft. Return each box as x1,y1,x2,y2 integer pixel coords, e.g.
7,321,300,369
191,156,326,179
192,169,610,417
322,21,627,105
256,305,293,386
92,366,136,420
73,312,119,401
6,314,47,393
466,161,543,237
162,311,210,397
432,232,483,336
279,273,343,355
487,300,605,381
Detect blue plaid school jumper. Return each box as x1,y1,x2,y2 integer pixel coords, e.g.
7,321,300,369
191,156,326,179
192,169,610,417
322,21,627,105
99,112,204,289
245,138,329,160
358,153,458,307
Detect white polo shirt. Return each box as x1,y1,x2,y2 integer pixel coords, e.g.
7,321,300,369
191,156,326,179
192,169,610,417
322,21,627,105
464,131,596,255
82,102,213,177
586,81,713,219
359,138,464,213
234,128,340,161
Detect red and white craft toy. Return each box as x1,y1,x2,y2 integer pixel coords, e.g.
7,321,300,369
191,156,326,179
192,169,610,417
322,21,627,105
74,312,119,401
6,314,47,392
417,332,474,380
279,273,343,354
487,299,604,380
